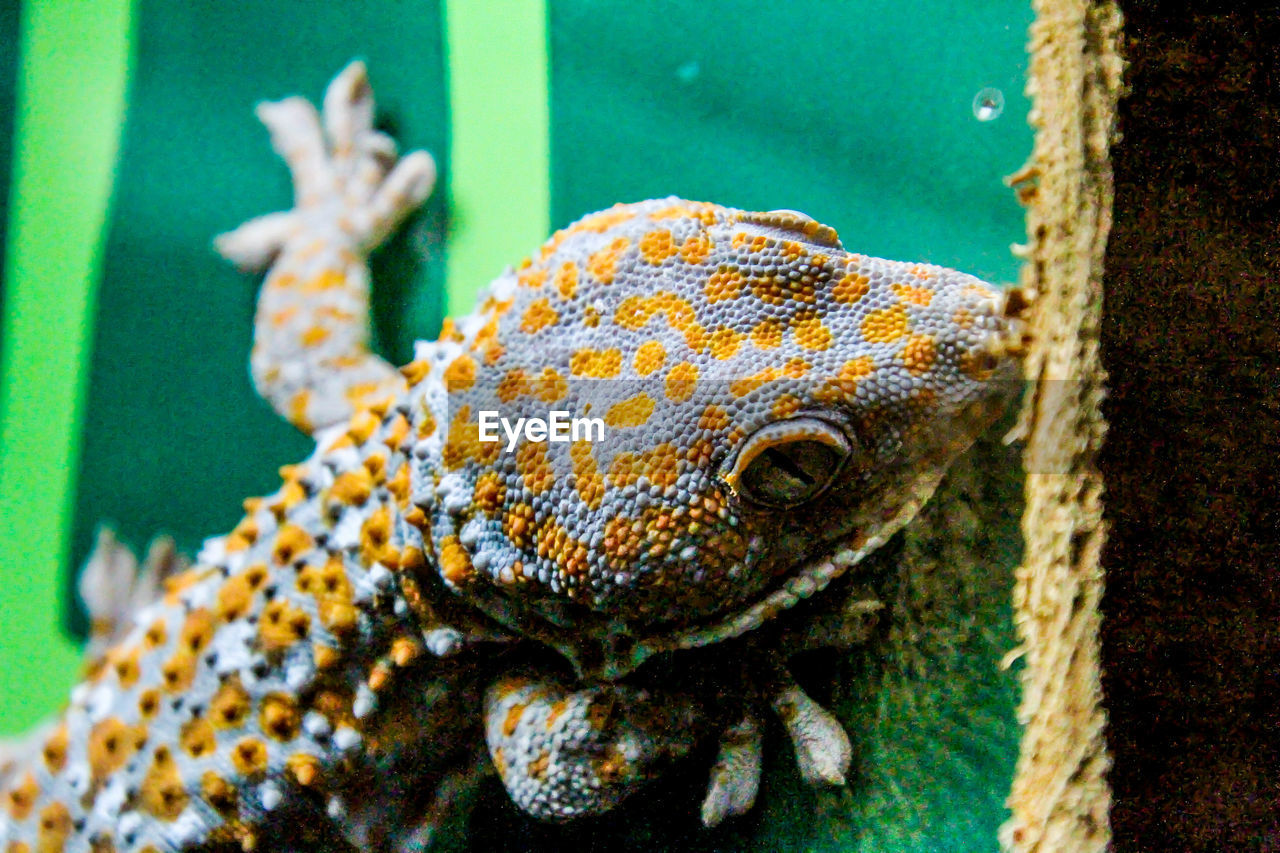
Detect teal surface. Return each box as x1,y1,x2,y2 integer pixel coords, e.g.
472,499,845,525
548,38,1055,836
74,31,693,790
0,0,1033,849
550,0,1031,284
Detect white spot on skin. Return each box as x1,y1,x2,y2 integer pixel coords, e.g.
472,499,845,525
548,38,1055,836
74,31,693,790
93,777,128,822
117,811,143,839
85,683,116,723
353,684,377,719
211,622,257,676
333,727,362,751
259,782,284,811
172,808,205,844
424,627,462,657
303,711,332,738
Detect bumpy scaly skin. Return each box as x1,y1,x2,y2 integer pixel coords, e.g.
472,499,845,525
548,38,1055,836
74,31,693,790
0,63,1024,849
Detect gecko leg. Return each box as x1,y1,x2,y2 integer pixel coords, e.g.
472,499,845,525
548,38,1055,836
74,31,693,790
215,60,436,434
482,673,714,822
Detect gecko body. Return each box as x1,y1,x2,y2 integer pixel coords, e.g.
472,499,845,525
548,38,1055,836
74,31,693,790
0,64,1024,850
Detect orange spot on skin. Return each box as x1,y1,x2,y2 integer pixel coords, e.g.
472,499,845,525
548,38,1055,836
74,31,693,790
88,718,146,783
729,367,784,398
900,334,938,375
225,515,259,552
444,353,478,390
750,317,785,349
400,359,431,386
210,676,252,729
301,325,331,347
217,563,268,622
161,649,198,693
112,647,142,689
5,773,38,820
750,273,816,305
288,754,322,788
780,240,807,262
605,393,657,428
708,326,744,360
36,802,72,850
633,341,666,376
230,738,269,778
586,237,630,284
260,693,301,741
516,441,555,494
360,506,395,567
570,348,623,378
792,313,833,351
520,298,559,334
298,555,358,637
442,405,500,469
638,229,678,264
440,536,475,586
892,282,934,305
704,267,743,303
273,524,313,565
41,725,68,773
680,233,713,264
665,362,699,402
202,771,238,816
833,271,870,304
532,367,567,404
288,389,313,432
180,718,217,758
329,467,374,506
258,599,311,654
301,268,345,292
138,688,162,720
181,609,215,655
502,703,527,737
861,304,910,343
818,356,877,402
518,266,547,289
772,394,803,418
502,503,536,550
570,441,606,510
614,293,706,353
554,262,579,299
473,471,507,516
269,306,298,327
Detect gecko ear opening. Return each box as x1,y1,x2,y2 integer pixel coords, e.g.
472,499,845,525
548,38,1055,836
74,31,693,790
724,418,853,509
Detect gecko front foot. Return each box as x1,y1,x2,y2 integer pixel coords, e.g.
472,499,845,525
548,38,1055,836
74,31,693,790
216,60,435,269
483,674,713,822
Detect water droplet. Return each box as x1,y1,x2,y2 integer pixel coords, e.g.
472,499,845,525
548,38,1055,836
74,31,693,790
972,87,1005,121
676,60,701,84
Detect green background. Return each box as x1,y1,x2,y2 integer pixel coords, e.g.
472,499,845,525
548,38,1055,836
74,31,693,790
0,1,1033,849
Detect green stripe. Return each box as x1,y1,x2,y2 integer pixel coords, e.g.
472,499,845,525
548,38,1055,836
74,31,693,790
0,0,135,733
442,0,550,315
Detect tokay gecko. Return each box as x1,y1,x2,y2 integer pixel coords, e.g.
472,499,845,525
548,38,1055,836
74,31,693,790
0,63,1027,851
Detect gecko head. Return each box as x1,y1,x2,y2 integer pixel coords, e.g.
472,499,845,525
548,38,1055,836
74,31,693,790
413,199,1027,678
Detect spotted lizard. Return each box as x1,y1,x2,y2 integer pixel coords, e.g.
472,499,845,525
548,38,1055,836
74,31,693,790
0,62,1026,851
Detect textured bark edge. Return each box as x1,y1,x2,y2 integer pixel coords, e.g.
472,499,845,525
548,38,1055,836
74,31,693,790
1000,2,1124,851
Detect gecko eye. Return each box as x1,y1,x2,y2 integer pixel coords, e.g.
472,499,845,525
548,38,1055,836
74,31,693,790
725,418,853,508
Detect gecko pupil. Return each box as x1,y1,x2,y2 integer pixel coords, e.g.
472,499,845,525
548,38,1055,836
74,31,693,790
741,440,843,507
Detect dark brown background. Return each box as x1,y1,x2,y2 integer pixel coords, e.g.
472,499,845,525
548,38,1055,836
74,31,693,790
1102,4,1280,849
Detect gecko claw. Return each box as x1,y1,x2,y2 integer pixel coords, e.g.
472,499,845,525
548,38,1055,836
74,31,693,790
700,713,763,827
771,676,852,787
